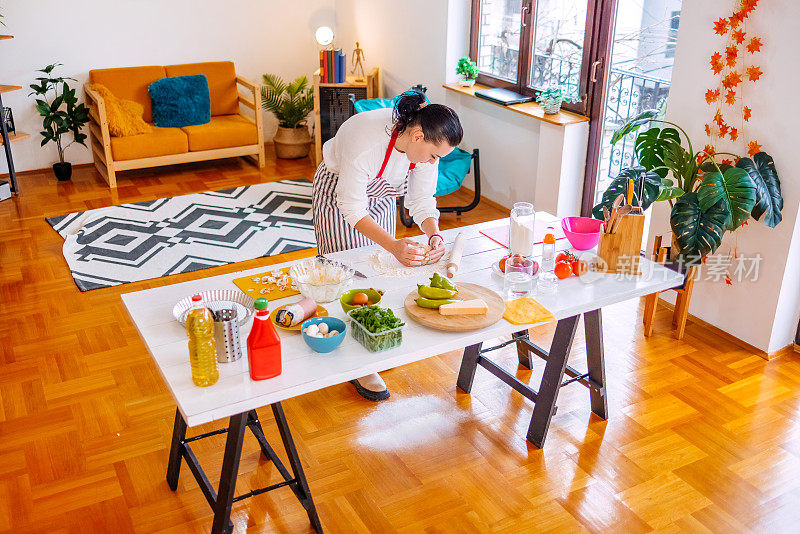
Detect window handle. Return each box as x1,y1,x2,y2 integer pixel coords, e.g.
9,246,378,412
521,5,529,27
590,59,603,83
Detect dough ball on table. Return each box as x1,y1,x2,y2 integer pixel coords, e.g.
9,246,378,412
419,244,433,266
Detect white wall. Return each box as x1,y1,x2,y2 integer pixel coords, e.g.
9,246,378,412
0,0,335,173
651,0,800,352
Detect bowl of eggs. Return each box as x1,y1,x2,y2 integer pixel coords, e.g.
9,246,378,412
301,317,346,353
339,288,383,314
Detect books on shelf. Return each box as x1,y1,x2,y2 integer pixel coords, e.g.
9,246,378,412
319,49,347,83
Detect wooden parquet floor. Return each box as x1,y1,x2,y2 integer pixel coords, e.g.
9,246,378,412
2,150,800,533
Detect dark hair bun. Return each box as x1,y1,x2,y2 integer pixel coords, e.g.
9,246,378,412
393,91,427,134
392,90,463,147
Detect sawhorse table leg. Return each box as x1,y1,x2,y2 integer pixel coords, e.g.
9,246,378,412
457,309,608,448
166,403,322,534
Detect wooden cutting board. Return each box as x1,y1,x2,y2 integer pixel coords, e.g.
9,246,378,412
232,266,300,300
403,283,504,332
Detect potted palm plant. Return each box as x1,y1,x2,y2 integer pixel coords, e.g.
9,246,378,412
29,63,90,181
456,57,479,87
593,110,783,263
261,74,314,159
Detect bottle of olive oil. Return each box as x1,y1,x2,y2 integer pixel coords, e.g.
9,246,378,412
186,295,219,387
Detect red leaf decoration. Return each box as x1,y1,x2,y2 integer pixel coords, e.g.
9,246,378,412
722,71,743,90
746,37,763,53
746,65,763,81
725,45,738,66
743,106,752,122
725,89,736,105
705,88,720,103
747,141,762,156
714,17,729,35
732,29,746,44
729,127,738,142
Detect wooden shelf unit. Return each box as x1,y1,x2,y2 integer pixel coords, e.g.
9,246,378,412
312,67,380,165
0,131,29,146
0,34,25,196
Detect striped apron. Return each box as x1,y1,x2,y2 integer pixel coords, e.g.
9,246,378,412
312,129,415,254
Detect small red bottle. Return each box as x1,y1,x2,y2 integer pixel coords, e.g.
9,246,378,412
247,298,282,380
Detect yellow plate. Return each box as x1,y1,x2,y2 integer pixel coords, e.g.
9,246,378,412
269,304,328,331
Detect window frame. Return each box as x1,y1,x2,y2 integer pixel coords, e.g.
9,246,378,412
469,0,599,116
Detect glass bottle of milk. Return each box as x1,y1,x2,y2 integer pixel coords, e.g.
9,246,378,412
509,202,535,257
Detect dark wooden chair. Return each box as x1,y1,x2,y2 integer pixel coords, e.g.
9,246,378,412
642,235,698,340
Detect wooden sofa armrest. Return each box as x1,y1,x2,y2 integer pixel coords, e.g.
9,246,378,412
235,74,265,167
236,74,258,92
84,83,106,124
236,75,262,111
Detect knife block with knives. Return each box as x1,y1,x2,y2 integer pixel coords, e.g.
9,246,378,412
596,188,645,275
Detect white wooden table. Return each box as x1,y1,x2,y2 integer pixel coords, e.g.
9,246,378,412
122,215,683,533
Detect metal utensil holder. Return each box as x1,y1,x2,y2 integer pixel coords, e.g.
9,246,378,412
213,308,242,363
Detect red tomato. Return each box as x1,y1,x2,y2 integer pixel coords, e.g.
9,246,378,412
555,261,573,279
571,259,587,276
556,252,570,264
499,256,509,273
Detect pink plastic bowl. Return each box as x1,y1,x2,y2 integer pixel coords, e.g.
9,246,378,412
561,217,604,250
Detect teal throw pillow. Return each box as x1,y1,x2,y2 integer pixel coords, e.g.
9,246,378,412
148,74,211,128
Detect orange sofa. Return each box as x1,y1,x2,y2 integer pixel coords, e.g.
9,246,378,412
84,61,264,188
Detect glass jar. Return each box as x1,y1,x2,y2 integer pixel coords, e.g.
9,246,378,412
509,202,535,257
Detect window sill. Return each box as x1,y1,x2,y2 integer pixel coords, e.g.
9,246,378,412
442,83,589,127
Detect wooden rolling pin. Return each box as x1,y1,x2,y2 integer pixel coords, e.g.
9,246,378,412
446,232,466,278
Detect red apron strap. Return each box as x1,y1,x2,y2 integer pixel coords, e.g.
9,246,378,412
376,129,415,179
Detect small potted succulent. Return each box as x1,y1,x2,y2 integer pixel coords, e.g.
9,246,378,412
536,85,581,114
456,57,479,87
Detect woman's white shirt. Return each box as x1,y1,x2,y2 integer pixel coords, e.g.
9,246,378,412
321,108,439,227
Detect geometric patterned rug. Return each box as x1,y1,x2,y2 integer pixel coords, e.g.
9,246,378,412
46,178,316,291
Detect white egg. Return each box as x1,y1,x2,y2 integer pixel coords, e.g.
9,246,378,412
317,322,329,335
306,324,319,335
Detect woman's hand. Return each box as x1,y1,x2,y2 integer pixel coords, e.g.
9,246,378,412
389,238,427,267
426,234,446,264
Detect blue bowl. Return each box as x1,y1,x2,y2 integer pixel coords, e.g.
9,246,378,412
301,317,346,353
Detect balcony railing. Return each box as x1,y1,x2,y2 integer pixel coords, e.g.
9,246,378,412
531,54,671,199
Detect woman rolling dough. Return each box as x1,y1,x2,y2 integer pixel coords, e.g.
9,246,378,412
312,91,463,400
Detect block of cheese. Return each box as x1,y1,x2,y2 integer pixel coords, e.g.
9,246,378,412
439,299,488,316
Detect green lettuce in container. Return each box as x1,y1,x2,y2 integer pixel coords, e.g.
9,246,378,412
347,305,405,352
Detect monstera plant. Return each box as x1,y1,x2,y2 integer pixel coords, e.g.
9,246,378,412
593,110,783,262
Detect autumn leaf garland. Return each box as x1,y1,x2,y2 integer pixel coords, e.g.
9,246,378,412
705,0,763,157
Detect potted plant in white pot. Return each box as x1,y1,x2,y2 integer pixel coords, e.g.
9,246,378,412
261,74,314,159
456,57,479,87
536,85,581,114
29,63,91,181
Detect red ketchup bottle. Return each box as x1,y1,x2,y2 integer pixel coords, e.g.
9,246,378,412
247,298,282,380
